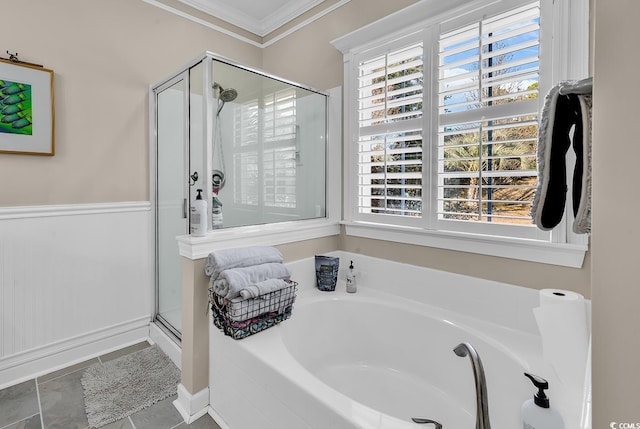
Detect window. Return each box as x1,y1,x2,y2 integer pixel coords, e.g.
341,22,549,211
357,43,424,217
334,0,589,267
437,4,540,230
232,89,298,210
263,89,298,209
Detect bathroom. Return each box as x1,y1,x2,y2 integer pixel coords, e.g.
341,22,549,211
0,0,636,428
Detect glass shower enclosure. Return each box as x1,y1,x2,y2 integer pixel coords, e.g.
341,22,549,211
152,53,328,338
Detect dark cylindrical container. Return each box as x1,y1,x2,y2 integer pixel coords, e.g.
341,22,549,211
315,255,339,291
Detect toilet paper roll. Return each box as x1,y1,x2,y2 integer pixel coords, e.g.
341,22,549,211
540,288,584,307
533,289,589,387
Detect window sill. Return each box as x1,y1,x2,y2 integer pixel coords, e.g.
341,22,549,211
343,221,587,268
177,218,341,260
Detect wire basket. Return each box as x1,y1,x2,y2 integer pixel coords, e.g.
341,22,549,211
211,281,297,340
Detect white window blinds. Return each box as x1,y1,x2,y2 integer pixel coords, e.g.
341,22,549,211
263,89,297,209
357,43,424,217
354,2,541,228
437,2,540,224
232,89,298,209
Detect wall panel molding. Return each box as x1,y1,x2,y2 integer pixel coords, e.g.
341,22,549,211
0,201,151,220
0,202,153,388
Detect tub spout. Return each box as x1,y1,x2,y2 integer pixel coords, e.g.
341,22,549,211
411,417,442,428
453,342,491,429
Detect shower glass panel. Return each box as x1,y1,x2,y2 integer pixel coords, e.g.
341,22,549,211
210,59,327,228
152,52,329,339
155,76,187,336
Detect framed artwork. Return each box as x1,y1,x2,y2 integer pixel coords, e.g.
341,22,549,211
0,58,54,155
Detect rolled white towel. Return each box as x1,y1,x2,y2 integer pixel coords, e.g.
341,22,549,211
205,246,283,279
226,288,296,321
240,278,289,299
213,263,291,299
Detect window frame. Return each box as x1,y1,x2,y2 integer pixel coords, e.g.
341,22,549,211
333,0,589,267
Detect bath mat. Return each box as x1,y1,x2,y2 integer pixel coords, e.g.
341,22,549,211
81,344,181,428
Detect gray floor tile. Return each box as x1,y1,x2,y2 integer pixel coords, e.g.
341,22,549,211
37,358,100,384
0,380,40,428
99,341,151,363
129,395,183,429
39,370,89,429
2,413,42,429
99,417,134,429
174,414,222,429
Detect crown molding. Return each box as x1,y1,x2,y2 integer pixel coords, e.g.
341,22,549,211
176,0,325,37
143,0,350,48
261,0,325,36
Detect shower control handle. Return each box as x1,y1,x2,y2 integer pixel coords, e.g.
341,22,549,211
183,198,187,219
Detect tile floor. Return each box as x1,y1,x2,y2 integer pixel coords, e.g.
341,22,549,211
0,342,222,429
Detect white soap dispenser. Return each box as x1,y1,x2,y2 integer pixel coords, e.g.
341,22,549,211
346,260,357,293
190,189,208,237
522,373,564,429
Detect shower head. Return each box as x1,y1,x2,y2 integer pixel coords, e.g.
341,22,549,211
213,82,238,116
213,82,238,102
220,87,238,102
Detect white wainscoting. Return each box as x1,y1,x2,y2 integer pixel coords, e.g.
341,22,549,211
0,202,153,389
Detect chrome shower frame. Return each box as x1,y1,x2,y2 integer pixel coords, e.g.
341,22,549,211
149,51,330,338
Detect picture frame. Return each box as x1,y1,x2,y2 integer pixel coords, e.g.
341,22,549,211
0,58,54,156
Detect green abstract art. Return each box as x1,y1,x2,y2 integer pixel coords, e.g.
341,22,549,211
0,79,32,135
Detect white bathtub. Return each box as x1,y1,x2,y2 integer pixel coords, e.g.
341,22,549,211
209,252,588,429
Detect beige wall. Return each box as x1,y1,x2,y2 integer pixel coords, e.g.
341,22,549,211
0,0,261,206
343,236,591,296
592,0,640,424
180,258,210,394
262,0,421,89
277,235,341,263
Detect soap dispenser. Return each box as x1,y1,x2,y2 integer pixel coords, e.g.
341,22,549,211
346,260,357,293
190,189,207,237
522,373,564,429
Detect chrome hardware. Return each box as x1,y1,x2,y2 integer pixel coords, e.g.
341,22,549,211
454,342,491,429
411,417,442,428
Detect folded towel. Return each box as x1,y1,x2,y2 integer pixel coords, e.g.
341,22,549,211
229,312,277,329
212,263,291,299
205,246,283,279
226,289,295,322
239,278,289,299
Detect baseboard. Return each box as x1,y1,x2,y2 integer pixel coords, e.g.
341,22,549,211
149,321,182,369
0,316,150,390
173,383,210,423
208,406,232,429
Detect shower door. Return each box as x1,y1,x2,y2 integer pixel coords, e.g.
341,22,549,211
155,75,188,338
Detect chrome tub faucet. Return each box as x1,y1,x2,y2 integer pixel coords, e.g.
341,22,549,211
454,342,491,429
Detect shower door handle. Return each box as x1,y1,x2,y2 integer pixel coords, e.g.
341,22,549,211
183,198,188,219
